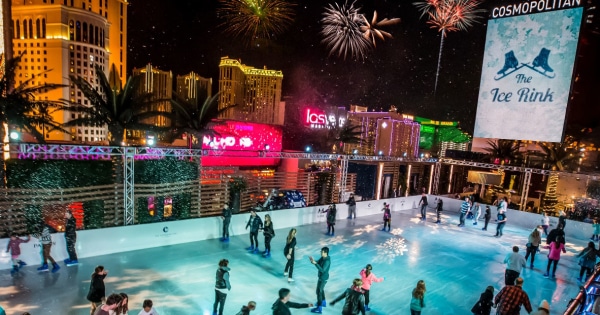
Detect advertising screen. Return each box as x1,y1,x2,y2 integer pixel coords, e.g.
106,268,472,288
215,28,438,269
473,6,583,142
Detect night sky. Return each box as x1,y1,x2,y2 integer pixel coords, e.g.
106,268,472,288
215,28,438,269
127,0,599,135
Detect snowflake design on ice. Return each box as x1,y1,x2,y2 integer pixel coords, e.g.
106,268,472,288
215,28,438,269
389,228,404,236
319,235,346,246
352,224,381,236
340,239,367,255
373,237,408,264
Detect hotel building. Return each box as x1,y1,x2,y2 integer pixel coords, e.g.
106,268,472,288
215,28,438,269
131,63,172,130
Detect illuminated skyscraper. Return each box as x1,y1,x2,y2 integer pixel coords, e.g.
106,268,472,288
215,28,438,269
218,57,284,125
10,0,127,142
132,63,172,128
175,71,212,108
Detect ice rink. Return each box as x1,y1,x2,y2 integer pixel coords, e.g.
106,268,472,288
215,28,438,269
0,208,587,315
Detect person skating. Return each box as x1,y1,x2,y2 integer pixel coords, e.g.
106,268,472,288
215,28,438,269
245,210,263,253
346,194,357,219
546,224,565,245
359,264,383,311
495,209,507,237
64,210,79,266
309,247,331,313
470,286,494,315
576,241,600,282
381,203,391,232
558,211,567,229
116,292,129,315
263,214,275,257
330,278,366,315
592,218,600,241
5,232,30,276
272,288,313,315
324,204,337,236
435,198,443,224
87,265,108,315
472,202,482,225
540,212,550,236
33,223,59,273
137,299,159,315
221,204,232,242
418,193,428,221
458,197,470,227
93,293,123,315
503,246,526,285
213,259,231,315
524,227,542,269
543,235,566,278
482,206,491,231
409,280,426,315
236,301,256,315
284,228,297,283
530,300,550,315
493,277,532,315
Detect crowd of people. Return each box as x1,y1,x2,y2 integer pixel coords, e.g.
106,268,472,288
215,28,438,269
4,193,596,315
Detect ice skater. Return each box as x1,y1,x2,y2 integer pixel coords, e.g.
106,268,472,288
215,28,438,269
271,288,313,315
221,204,232,242
235,301,256,315
409,280,426,315
524,227,542,269
540,212,550,236
458,197,470,227
482,206,491,231
284,228,297,283
138,299,159,315
33,223,59,273
543,235,566,278
472,202,482,225
494,278,532,315
309,247,331,313
6,232,30,275
503,246,526,285
330,278,366,315
576,241,600,282
116,292,129,315
435,198,443,224
591,218,600,241
87,265,108,315
471,286,494,315
245,210,263,253
263,214,275,257
418,193,428,221
346,194,356,219
495,209,507,237
546,224,565,245
323,204,337,236
93,293,123,315
359,264,383,311
213,259,231,315
64,210,79,266
381,203,391,232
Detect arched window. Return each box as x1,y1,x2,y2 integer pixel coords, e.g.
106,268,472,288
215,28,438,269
69,20,74,40
23,20,28,39
42,19,46,38
36,19,41,38
82,22,88,42
94,26,99,46
76,21,81,41
88,23,94,44
28,19,33,39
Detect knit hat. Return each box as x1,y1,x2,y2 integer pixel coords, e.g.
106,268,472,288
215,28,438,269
539,300,550,311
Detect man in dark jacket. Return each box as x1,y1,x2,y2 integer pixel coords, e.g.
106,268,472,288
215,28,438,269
213,259,231,315
272,288,312,315
546,224,566,245
221,204,232,242
245,210,263,253
346,194,357,219
418,193,428,221
64,210,78,266
309,247,331,313
330,279,366,315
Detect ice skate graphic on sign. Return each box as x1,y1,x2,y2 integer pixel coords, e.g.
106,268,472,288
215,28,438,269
494,51,524,80
521,48,556,79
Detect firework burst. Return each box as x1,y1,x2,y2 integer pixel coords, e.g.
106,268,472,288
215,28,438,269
218,0,296,43
414,0,485,95
360,11,401,47
321,1,372,60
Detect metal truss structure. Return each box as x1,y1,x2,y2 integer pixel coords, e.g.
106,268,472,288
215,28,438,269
123,148,136,225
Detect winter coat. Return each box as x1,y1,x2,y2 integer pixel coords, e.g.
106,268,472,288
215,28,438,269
271,299,310,315
34,226,53,245
327,208,337,225
331,287,366,315
236,305,251,315
546,228,565,245
6,237,30,256
314,256,331,281
346,197,356,207
264,221,275,238
215,266,231,290
473,290,494,315
528,232,542,247
359,269,383,290
578,247,599,269
436,200,444,212
222,207,232,223
545,242,566,260
246,215,263,233
86,273,107,303
410,294,426,311
65,217,77,241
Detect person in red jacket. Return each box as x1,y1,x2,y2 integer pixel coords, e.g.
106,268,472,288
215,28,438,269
6,232,30,275
359,264,384,311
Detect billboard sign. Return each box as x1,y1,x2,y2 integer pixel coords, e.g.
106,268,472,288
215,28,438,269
473,4,583,142
303,107,346,129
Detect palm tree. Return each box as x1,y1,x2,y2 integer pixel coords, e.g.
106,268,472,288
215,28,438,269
483,139,521,165
167,93,235,148
327,124,362,153
65,64,173,146
537,141,578,213
0,54,68,187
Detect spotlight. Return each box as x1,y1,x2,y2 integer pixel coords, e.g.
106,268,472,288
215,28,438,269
146,136,155,146
378,150,383,156
305,146,312,153
264,144,270,151
9,131,19,140
352,149,358,155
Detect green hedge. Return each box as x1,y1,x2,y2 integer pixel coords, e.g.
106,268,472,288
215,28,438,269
6,159,113,188
134,158,198,184
83,200,105,229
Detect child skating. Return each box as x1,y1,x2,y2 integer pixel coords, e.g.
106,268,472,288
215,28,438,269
381,203,391,232
6,232,30,275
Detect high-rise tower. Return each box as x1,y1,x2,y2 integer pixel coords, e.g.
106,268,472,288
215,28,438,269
132,63,172,128
10,0,127,142
218,57,284,125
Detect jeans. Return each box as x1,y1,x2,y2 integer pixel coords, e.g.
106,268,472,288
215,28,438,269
285,253,295,278
542,225,549,236
547,259,559,275
316,279,327,306
459,212,466,226
264,235,272,252
410,310,421,315
483,216,491,230
524,245,538,265
213,290,227,315
363,289,370,305
327,223,335,234
42,244,56,265
420,204,427,219
436,210,442,222
348,205,356,218
580,266,593,279
249,231,259,248
505,269,520,285
496,223,505,236
383,219,390,230
222,219,230,238
66,236,78,261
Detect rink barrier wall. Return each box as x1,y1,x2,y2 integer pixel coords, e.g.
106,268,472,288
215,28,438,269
0,195,591,270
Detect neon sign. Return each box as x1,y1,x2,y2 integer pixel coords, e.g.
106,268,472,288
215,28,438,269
304,108,346,129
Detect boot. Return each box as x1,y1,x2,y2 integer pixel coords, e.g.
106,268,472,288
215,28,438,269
51,262,60,273
37,263,49,272
497,50,519,75
322,300,327,307
18,260,27,267
532,48,553,73
11,265,19,275
310,306,322,313
246,245,254,251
